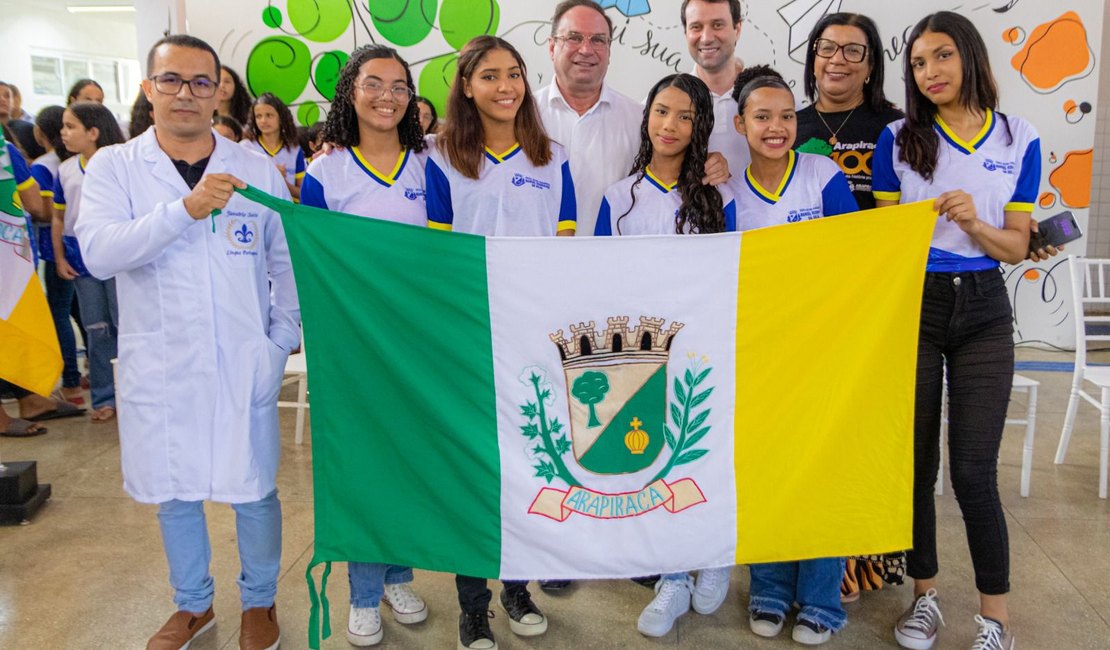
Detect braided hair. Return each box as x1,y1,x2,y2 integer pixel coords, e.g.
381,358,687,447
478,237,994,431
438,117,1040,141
618,73,724,235
321,45,426,153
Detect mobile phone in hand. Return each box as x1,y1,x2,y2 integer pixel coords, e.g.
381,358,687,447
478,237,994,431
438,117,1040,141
1029,211,1083,252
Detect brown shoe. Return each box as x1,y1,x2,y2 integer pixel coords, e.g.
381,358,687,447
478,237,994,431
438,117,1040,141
146,607,215,650
240,604,280,650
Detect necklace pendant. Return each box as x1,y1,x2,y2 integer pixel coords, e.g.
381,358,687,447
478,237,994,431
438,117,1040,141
828,135,838,145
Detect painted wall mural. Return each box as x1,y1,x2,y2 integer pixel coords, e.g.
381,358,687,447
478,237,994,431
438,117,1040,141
188,0,1105,349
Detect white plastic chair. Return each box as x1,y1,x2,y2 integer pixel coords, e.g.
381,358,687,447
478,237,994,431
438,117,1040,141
277,341,309,445
937,374,1039,498
1056,256,1110,499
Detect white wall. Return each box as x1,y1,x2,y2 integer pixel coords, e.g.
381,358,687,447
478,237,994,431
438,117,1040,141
0,0,138,117
1085,3,1110,259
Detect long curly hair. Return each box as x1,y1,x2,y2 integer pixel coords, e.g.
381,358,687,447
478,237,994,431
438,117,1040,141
897,11,1004,181
439,36,551,180
321,45,426,153
220,66,253,126
618,73,724,235
35,105,73,162
246,92,299,151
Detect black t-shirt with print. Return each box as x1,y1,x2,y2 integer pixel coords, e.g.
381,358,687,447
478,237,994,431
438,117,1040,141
794,103,904,210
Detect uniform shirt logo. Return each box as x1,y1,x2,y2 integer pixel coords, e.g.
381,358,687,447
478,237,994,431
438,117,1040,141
511,173,551,190
982,159,1015,174
787,207,822,223
404,187,426,201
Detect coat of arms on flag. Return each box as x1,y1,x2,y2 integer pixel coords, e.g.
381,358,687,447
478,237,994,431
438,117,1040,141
526,316,710,521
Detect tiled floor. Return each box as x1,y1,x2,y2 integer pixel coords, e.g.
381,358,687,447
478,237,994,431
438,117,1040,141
2,348,1108,649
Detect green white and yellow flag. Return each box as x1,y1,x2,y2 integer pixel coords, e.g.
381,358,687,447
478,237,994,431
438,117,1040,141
237,187,934,648
0,135,61,396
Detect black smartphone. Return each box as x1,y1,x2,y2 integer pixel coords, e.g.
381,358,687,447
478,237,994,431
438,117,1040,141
1030,211,1083,252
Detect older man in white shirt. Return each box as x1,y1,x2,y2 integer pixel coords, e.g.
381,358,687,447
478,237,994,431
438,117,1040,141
534,0,642,238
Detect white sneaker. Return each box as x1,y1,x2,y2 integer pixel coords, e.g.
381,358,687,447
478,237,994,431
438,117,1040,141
637,575,692,637
971,615,1014,650
894,588,944,649
382,582,428,624
749,610,785,638
692,567,731,614
347,606,383,647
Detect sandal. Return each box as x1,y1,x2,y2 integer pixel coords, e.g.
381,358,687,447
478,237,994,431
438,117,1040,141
1,418,48,437
25,401,86,421
90,406,116,422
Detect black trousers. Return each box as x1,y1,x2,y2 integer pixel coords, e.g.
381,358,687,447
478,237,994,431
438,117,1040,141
908,269,1013,595
456,575,529,613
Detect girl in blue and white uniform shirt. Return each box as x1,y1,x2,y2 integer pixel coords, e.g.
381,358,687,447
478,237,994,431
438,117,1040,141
242,93,305,201
731,66,858,232
873,12,1038,650
425,36,576,238
30,106,84,405
593,72,736,639
595,73,735,237
299,44,431,649
53,101,126,423
731,66,857,647
424,35,574,650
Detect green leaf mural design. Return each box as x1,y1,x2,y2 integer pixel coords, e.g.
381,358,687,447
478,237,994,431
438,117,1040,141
288,0,353,43
313,50,350,101
417,53,458,118
261,6,282,28
246,36,313,105
368,0,439,47
297,101,320,126
439,0,500,50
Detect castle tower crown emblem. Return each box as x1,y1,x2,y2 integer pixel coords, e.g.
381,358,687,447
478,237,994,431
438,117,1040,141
550,316,684,370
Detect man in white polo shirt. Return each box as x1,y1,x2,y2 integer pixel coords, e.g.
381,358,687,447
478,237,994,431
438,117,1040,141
684,0,750,170
534,0,641,238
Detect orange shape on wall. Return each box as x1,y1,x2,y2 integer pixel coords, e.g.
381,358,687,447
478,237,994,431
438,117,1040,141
1010,11,1094,92
1038,192,1057,209
1048,149,1093,209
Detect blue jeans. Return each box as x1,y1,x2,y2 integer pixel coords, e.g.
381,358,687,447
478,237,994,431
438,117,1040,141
749,558,846,631
72,275,118,409
348,563,414,607
43,262,80,388
156,490,282,612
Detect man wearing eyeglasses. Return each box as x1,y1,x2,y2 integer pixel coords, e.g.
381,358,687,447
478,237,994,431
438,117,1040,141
534,0,642,238
75,34,298,650
683,0,750,170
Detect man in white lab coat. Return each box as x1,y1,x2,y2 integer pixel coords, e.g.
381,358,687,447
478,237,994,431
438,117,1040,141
76,35,298,650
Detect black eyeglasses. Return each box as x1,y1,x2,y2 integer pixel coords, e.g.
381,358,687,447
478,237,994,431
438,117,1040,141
813,39,868,63
552,32,612,50
149,73,218,98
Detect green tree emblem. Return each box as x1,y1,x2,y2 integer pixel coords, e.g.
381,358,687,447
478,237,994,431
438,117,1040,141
572,371,610,428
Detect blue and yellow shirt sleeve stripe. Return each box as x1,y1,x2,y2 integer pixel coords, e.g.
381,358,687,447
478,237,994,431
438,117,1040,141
1005,138,1041,213
424,157,454,231
557,160,577,233
871,128,901,202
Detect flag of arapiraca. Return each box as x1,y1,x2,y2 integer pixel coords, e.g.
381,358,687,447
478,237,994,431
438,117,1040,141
237,187,935,649
0,133,61,395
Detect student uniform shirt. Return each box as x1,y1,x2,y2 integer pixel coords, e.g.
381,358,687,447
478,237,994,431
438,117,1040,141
51,154,91,275
594,168,737,236
872,110,1040,272
425,142,577,236
733,150,858,231
301,145,429,226
240,138,306,187
30,150,61,261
